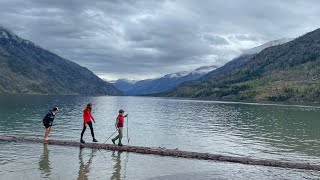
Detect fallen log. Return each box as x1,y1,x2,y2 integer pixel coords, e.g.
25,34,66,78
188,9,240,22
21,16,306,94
0,135,319,171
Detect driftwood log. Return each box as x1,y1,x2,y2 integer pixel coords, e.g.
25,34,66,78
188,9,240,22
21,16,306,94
0,135,319,171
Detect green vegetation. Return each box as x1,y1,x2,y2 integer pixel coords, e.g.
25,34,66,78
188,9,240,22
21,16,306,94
0,28,122,95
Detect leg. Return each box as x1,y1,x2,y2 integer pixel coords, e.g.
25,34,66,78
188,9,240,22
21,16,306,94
80,124,87,141
44,128,49,140
112,128,120,144
87,122,95,140
118,128,123,145
47,127,52,139
43,120,50,140
113,135,119,141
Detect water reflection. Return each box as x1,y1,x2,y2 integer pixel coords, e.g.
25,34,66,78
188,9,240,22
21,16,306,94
38,143,51,179
78,147,95,180
111,151,122,180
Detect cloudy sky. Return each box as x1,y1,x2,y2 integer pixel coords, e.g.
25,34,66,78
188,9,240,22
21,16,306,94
1,0,320,80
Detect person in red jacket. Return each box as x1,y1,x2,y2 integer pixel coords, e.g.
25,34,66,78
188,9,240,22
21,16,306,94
112,109,128,146
80,103,98,143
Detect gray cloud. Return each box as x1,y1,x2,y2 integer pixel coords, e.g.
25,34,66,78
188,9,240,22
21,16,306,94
1,0,320,80
203,34,229,45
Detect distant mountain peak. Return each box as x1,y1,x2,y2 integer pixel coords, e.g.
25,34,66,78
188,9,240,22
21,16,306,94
242,38,294,55
0,28,11,39
0,28,39,47
164,71,190,78
112,65,219,95
109,78,137,84
162,65,219,79
0,28,21,41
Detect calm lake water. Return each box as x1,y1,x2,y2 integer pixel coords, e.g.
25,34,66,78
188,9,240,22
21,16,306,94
1,95,320,179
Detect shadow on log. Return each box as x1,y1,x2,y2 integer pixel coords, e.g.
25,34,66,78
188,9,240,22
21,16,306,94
0,135,319,171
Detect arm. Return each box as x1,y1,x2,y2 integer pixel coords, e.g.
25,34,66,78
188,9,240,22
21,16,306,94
115,118,119,129
90,111,96,123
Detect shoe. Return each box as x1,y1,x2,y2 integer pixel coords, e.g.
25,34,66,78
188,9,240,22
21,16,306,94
93,139,98,142
112,139,116,145
80,139,85,144
118,143,123,146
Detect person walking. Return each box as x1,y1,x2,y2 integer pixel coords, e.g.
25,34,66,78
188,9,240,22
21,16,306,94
112,109,128,146
80,103,98,143
43,107,59,140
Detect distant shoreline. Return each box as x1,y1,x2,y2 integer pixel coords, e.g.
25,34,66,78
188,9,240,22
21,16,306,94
2,94,319,108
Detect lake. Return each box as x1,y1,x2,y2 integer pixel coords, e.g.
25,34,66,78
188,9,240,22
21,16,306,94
0,95,320,179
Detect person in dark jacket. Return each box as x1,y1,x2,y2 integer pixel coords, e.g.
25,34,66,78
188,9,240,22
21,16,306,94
43,107,59,140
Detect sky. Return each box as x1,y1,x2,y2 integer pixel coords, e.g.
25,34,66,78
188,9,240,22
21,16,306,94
0,0,320,80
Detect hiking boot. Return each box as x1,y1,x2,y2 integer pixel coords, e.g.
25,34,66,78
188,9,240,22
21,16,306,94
93,138,98,142
80,139,85,144
112,139,116,145
118,143,123,146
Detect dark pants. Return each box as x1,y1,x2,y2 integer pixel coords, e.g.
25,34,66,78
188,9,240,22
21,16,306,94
81,121,95,140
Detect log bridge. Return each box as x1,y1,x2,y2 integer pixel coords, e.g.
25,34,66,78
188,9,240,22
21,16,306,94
0,135,319,171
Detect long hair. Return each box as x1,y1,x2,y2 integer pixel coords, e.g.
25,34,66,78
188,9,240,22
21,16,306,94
85,103,92,111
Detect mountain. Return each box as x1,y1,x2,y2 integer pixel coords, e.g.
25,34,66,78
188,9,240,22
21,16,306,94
110,79,137,93
241,38,294,55
0,28,122,95
112,65,218,95
201,38,293,81
164,29,320,103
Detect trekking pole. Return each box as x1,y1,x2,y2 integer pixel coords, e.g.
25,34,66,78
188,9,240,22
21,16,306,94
102,129,117,145
127,116,130,144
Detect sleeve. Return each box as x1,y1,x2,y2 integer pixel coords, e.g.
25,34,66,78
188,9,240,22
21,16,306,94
90,111,95,121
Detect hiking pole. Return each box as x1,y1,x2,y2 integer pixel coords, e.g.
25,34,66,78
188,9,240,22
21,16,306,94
127,116,129,144
102,129,117,145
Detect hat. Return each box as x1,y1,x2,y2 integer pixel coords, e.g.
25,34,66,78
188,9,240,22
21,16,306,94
119,109,125,113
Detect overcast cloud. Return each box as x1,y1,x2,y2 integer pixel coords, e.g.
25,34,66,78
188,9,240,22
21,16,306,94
1,0,320,80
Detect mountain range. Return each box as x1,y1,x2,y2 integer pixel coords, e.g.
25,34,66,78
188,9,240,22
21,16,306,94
0,28,122,95
112,65,218,95
164,29,320,103
112,38,293,96
3,26,319,103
